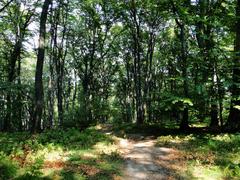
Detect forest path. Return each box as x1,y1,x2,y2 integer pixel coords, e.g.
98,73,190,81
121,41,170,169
118,135,184,180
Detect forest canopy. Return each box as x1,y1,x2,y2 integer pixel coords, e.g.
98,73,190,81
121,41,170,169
0,0,240,132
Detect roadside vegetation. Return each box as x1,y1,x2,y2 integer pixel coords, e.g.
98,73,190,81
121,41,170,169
113,122,240,180
1,0,240,179
0,127,123,180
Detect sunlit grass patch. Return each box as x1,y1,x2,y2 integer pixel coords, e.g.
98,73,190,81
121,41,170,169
0,127,123,179
187,165,222,180
156,133,240,179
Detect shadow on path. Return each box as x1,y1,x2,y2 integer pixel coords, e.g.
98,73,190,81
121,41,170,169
118,138,187,180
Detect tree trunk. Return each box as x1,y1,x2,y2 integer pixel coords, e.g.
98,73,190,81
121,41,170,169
131,0,144,125
47,43,55,128
4,39,22,131
226,0,240,130
171,1,190,130
179,24,189,130
32,0,51,133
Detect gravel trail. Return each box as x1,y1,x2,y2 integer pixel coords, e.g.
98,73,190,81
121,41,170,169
118,137,183,180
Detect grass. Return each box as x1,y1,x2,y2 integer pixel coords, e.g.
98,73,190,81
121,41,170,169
156,133,240,179
0,127,123,180
113,122,240,179
2,122,239,179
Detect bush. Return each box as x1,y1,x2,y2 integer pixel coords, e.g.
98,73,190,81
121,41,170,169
0,152,17,179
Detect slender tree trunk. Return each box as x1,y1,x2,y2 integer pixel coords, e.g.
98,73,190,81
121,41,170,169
125,58,132,123
145,31,155,123
4,39,22,131
82,60,90,122
226,0,240,130
16,56,23,131
209,64,219,128
216,66,224,127
48,45,54,128
72,70,77,110
179,24,189,130
131,0,144,125
171,1,190,130
47,3,55,129
65,77,71,112
32,0,51,133
56,68,64,127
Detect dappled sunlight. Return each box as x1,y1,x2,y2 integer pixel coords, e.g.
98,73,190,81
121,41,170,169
118,137,185,179
0,127,123,179
1,0,240,179
93,141,118,155
119,138,130,147
134,140,156,147
44,150,68,162
190,165,223,180
156,133,240,179
80,151,98,159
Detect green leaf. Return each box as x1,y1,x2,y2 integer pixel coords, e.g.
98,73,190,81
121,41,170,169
234,105,240,110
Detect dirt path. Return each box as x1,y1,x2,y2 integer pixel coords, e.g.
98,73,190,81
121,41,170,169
118,137,184,180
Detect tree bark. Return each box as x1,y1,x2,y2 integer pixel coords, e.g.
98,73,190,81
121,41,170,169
226,0,240,130
179,23,189,130
32,0,51,133
131,0,144,125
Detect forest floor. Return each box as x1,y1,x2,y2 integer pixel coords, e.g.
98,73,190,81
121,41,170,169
111,123,240,180
0,124,240,179
118,137,184,180
0,127,123,180
99,124,186,179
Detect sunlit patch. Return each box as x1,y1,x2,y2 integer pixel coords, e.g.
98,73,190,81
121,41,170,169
131,172,147,179
44,151,68,162
94,142,118,155
82,152,98,159
119,139,129,147
134,140,155,147
191,165,223,180
0,128,123,179
95,125,102,130
158,147,176,153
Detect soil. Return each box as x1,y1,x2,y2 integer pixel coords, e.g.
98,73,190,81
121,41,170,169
118,136,185,180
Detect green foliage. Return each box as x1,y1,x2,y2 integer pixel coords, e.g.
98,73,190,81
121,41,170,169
0,0,238,131
23,157,44,178
156,133,240,179
63,107,92,129
159,92,193,111
0,127,121,179
0,152,17,179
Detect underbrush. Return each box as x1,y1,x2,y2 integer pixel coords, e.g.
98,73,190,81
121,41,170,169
0,127,123,179
156,133,240,179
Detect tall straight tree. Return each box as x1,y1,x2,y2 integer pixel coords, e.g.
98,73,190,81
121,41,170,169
195,0,220,128
32,0,51,133
171,0,190,130
226,0,240,130
129,0,145,124
4,1,33,131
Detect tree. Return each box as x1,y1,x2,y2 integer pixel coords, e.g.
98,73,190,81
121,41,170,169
226,0,240,130
0,0,238,132
1,1,34,131
32,0,52,133
171,0,190,130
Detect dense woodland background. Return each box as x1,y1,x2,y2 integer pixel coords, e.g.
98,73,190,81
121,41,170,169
0,0,240,133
